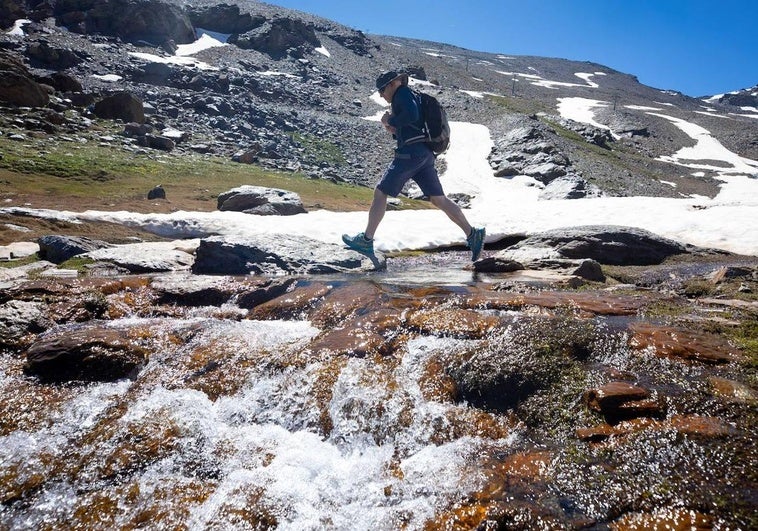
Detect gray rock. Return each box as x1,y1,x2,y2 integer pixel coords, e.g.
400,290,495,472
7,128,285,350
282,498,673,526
473,257,524,273
539,175,603,200
217,185,307,216
85,242,195,273
192,234,384,275
522,162,567,183
498,226,693,266
147,185,166,200
38,235,112,264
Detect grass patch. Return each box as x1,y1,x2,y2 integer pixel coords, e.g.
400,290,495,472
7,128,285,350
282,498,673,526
486,94,551,115
57,256,97,273
0,135,431,214
0,255,39,268
289,132,347,166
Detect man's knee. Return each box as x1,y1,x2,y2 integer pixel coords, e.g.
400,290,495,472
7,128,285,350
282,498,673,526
429,195,448,208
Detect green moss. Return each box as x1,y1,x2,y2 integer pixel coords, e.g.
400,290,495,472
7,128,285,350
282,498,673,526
0,255,39,268
57,256,96,273
289,132,347,166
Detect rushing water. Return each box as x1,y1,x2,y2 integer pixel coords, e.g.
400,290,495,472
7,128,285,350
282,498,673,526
1,265,755,529
0,314,519,530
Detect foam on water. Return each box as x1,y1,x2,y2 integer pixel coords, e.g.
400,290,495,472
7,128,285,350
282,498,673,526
0,321,517,529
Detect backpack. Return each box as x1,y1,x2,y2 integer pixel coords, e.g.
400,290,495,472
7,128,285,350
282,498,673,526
412,90,450,155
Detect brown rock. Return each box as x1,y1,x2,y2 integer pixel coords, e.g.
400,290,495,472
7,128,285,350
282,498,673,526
611,507,715,530
584,381,663,422
577,415,737,442
629,322,740,364
249,281,333,320
0,71,50,107
93,91,145,124
465,289,647,316
23,325,149,382
406,307,500,339
708,376,757,403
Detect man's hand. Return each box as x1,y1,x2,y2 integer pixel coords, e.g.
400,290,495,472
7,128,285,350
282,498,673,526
381,111,396,134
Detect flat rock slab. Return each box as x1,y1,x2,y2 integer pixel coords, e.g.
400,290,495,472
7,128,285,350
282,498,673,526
192,234,386,275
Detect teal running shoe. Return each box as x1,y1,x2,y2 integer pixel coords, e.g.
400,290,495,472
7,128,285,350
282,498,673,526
342,232,375,256
467,227,486,261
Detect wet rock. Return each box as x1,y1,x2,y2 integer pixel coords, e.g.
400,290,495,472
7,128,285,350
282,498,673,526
448,315,599,412
629,322,740,364
23,325,149,382
584,381,663,422
707,377,756,403
306,325,390,358
37,235,112,264
250,281,333,320
473,256,524,273
192,234,381,275
464,289,647,316
576,414,738,442
217,185,307,216
406,307,500,339
0,300,51,349
305,282,389,328
150,274,291,308
611,508,716,531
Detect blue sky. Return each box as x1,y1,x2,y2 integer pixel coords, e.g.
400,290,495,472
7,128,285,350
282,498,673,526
267,0,756,98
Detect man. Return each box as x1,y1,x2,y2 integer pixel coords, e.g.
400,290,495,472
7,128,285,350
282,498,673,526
342,70,486,261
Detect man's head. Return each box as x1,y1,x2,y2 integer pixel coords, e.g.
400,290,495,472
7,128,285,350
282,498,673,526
376,70,408,101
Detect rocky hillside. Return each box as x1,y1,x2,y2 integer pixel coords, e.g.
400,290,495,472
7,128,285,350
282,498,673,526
1,0,756,197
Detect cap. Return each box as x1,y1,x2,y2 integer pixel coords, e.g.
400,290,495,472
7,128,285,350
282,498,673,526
376,70,402,91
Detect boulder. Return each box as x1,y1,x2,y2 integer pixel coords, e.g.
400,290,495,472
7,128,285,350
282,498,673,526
496,226,692,266
0,51,49,107
192,234,384,275
23,325,149,382
93,91,145,124
37,235,111,264
37,71,83,93
147,185,166,200
217,185,307,216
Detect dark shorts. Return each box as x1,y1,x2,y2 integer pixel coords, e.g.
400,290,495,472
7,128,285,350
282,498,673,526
377,144,444,198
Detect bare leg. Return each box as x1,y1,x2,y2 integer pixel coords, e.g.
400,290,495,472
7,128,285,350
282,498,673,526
429,195,473,236
365,187,388,239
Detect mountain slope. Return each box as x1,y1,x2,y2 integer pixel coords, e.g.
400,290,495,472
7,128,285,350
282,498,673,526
1,0,756,199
